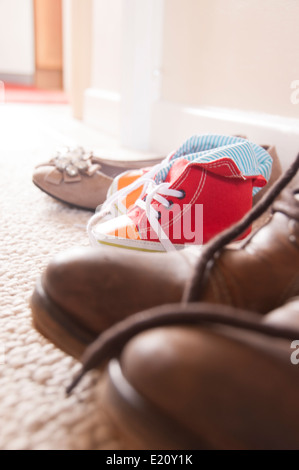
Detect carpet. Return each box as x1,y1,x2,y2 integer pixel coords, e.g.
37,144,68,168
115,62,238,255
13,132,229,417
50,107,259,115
0,103,141,450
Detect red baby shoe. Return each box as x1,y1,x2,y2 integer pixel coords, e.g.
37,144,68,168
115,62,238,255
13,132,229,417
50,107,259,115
89,154,266,252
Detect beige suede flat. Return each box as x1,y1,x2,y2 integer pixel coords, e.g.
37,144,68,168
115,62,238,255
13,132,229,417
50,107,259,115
32,146,163,211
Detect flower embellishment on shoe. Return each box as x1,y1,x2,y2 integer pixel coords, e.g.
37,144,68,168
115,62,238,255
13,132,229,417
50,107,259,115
39,146,101,185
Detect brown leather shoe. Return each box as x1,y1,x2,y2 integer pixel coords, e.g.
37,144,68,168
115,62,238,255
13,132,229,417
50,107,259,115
31,247,200,357
30,154,296,359
87,299,299,449
32,146,163,211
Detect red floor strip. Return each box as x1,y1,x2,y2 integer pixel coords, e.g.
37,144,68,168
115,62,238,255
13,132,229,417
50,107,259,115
0,82,69,104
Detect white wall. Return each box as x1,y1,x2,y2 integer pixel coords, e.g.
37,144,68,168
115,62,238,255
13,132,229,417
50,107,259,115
162,0,299,119
84,0,165,143
83,0,123,134
82,0,299,161
0,0,35,79
91,0,122,92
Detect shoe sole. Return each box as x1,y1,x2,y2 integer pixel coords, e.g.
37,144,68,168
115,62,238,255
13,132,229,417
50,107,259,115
93,232,188,252
30,278,96,359
102,359,207,450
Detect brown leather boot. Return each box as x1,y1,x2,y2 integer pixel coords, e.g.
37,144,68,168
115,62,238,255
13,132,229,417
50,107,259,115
30,154,298,358
67,298,299,449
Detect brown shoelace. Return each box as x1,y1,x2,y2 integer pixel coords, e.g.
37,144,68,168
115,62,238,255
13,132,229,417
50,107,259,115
67,152,299,394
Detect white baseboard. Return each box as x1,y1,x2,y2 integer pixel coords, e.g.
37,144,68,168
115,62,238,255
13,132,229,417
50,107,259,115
150,100,299,169
83,90,299,168
83,88,121,137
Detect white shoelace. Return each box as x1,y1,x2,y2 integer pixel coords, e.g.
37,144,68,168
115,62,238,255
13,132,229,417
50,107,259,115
136,182,185,251
87,172,184,251
87,157,171,242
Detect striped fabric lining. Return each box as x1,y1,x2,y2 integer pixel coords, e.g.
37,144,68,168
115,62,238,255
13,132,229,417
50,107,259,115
155,135,273,196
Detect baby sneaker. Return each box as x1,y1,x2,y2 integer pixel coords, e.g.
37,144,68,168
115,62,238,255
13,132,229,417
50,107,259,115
88,135,272,252
99,142,280,217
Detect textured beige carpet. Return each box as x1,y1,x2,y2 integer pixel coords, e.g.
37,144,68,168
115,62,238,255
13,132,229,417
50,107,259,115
0,103,155,450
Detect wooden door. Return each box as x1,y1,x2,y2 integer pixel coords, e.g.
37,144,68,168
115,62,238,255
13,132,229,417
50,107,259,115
34,0,63,89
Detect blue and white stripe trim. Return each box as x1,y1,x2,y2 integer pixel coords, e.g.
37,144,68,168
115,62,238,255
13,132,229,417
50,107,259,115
155,135,272,196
